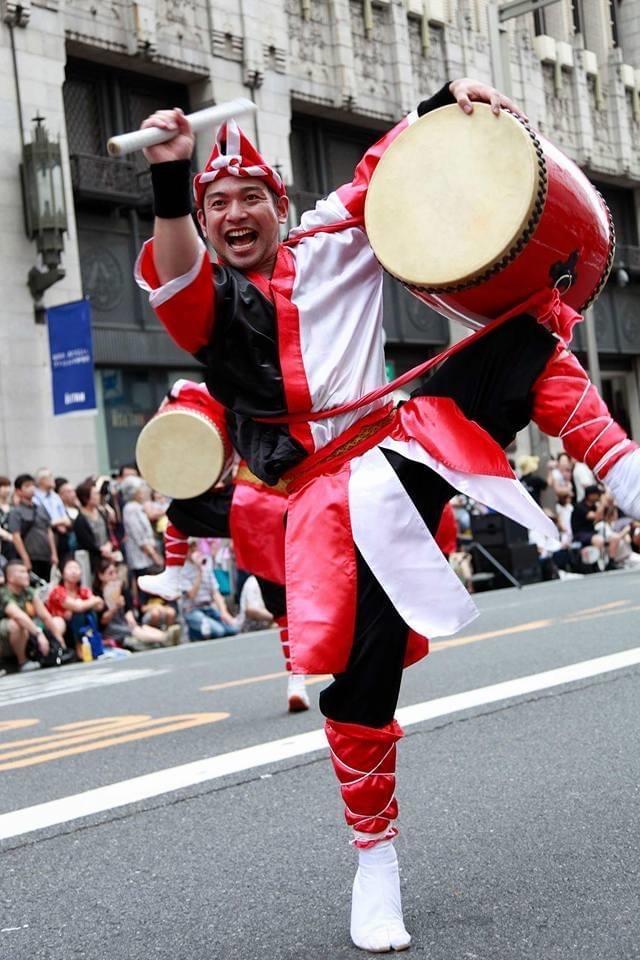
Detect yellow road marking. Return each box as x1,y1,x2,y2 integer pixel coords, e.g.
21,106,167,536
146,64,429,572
564,600,629,620
0,713,228,771
0,713,172,762
431,619,553,652
202,670,288,691
0,719,39,734
563,603,640,624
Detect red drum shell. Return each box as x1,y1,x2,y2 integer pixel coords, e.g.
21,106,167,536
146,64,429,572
414,136,613,325
365,105,614,328
136,382,232,500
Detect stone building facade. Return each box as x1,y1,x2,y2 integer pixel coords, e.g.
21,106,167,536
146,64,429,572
0,0,638,476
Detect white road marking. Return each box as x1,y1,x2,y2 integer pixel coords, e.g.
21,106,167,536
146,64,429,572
0,667,169,707
1,646,640,841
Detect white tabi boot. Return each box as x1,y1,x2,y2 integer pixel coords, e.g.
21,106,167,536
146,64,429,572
287,672,310,712
350,838,411,953
138,566,182,601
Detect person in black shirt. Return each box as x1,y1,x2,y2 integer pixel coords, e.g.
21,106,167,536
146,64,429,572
571,484,626,566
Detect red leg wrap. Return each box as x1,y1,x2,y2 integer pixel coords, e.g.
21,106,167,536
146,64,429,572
532,345,637,478
165,523,189,567
276,615,291,672
325,718,403,848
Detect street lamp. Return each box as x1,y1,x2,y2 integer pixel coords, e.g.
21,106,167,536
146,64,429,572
21,114,68,305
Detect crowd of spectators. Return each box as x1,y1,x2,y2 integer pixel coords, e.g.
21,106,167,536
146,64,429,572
448,451,640,589
0,466,267,676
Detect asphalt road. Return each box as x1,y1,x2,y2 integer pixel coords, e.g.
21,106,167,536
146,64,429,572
1,569,640,959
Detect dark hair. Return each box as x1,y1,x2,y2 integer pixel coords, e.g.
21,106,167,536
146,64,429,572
94,555,118,594
54,476,68,493
14,473,35,490
584,484,601,498
0,475,10,487
61,556,81,575
5,558,27,577
76,480,95,507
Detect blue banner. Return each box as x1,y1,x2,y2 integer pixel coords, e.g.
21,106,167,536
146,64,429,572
46,299,97,416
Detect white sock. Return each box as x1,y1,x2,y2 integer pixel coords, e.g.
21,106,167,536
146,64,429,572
137,566,182,601
350,840,411,953
287,673,310,711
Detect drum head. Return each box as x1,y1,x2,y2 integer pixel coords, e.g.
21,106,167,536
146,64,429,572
365,104,542,289
136,409,225,500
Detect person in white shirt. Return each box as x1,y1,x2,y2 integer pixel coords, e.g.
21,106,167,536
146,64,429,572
236,575,274,633
573,460,596,502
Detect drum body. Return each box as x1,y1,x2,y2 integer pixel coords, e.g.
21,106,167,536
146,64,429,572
365,105,614,328
136,381,232,500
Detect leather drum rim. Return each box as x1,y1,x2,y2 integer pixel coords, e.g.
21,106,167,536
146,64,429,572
365,104,548,293
136,408,225,500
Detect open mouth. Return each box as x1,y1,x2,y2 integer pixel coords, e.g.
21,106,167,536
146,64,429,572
225,228,258,251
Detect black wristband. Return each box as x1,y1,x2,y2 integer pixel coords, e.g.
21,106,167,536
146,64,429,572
417,81,456,117
150,159,193,219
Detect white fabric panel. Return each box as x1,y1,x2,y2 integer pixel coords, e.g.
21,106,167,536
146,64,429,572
349,446,479,639
134,238,207,306
289,189,352,236
605,448,640,520
291,217,387,451
379,436,558,540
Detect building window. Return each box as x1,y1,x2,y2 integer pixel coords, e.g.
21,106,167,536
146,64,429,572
571,0,583,35
533,6,547,36
608,0,619,46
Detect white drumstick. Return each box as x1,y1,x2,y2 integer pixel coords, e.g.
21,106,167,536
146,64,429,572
107,98,257,157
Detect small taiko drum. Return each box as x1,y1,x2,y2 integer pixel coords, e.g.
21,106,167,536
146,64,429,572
136,380,232,500
365,103,614,328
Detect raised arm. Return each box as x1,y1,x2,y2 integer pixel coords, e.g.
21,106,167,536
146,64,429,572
135,108,214,355
141,109,200,281
531,344,640,517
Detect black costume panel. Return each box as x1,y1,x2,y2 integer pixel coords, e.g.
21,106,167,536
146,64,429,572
194,266,307,485
415,314,557,448
167,485,234,539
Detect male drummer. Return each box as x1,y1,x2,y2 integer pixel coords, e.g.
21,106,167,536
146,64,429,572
136,79,640,953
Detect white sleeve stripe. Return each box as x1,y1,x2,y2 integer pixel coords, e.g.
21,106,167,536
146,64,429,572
135,238,208,307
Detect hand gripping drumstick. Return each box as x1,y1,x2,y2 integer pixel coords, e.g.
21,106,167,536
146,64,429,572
106,98,257,157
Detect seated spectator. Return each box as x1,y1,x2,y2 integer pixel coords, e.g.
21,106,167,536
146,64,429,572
554,489,574,549
548,452,574,499
517,455,550,506
95,558,181,650
8,474,57,580
0,559,69,671
74,480,116,574
46,558,105,656
34,468,73,560
571,485,626,569
140,595,177,630
121,478,163,589
573,459,596,503
0,476,15,561
236,576,275,633
181,542,239,640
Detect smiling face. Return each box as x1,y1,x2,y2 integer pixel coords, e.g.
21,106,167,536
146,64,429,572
197,176,289,277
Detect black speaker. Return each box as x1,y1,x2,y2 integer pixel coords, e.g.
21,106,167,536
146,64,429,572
471,513,528,547
473,542,541,589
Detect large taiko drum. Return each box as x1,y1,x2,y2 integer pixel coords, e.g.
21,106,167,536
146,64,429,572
365,103,614,329
136,380,232,500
